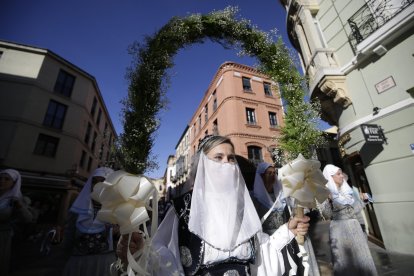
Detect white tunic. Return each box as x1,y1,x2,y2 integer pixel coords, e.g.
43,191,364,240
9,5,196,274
139,208,295,276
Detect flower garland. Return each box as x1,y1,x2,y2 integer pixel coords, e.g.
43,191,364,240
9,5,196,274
121,6,324,173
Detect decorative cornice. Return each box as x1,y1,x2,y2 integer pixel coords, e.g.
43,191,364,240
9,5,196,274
227,132,277,141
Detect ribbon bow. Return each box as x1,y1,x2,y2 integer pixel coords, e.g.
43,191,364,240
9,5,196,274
278,154,329,276
91,170,159,275
91,170,158,236
279,154,329,209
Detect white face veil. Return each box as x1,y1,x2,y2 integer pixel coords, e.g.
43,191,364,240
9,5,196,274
188,152,262,251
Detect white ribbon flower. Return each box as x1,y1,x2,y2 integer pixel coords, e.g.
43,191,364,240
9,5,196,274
91,170,158,236
279,154,329,209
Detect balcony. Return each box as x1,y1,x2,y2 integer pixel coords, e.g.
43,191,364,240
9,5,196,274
348,0,413,51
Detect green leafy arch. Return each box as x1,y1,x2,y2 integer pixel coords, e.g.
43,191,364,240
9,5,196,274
120,7,323,174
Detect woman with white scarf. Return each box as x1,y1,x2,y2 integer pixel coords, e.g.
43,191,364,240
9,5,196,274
116,135,310,275
0,169,33,275
252,162,311,276
62,167,116,276
252,162,288,234
322,164,377,276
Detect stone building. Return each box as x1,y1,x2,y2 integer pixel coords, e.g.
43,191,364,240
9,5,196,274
279,0,414,254
171,61,285,192
0,40,117,226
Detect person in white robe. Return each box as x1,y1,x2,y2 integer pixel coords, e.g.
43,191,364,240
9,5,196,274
116,135,310,275
0,169,33,275
322,164,377,276
62,167,116,276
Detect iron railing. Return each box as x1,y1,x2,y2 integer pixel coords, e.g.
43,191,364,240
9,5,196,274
348,0,413,51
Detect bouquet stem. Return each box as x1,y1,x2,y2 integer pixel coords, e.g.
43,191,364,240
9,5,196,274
295,206,305,245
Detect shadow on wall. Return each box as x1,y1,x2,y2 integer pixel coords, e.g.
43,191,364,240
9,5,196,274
236,155,256,191
360,143,384,167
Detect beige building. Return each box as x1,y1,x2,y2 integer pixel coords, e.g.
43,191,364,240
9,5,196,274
0,40,117,225
279,0,414,254
171,61,285,192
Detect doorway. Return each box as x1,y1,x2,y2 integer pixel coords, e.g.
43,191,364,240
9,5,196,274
345,153,384,247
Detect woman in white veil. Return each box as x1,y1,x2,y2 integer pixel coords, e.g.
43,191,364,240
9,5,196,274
322,164,377,276
0,169,33,275
115,135,310,276
62,167,116,276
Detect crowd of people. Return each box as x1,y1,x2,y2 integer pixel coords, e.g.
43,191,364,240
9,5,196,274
1,135,378,275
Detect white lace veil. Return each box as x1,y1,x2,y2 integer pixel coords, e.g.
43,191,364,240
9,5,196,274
188,152,262,251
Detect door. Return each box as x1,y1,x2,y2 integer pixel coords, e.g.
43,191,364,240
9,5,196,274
345,153,384,246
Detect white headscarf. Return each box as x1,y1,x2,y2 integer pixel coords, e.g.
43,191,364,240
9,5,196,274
0,169,23,209
0,169,23,200
253,162,285,211
70,167,114,233
322,164,354,206
188,152,262,251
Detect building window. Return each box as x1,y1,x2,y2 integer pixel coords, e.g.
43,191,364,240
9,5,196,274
96,108,102,127
204,104,208,123
247,146,263,166
198,115,201,131
54,69,75,97
264,82,272,96
99,143,104,160
91,97,97,116
91,131,97,153
84,122,92,144
106,151,110,163
33,134,59,157
213,98,217,112
103,122,108,138
108,133,113,147
43,100,67,129
87,157,93,172
212,90,217,112
242,77,252,91
213,119,218,135
80,150,87,169
269,112,278,127
246,108,256,125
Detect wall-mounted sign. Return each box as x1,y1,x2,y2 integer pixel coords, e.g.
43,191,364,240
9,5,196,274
375,76,395,94
361,124,387,144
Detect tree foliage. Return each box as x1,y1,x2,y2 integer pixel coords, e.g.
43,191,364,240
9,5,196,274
121,7,324,173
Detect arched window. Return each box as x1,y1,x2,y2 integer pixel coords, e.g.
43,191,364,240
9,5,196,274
247,146,263,165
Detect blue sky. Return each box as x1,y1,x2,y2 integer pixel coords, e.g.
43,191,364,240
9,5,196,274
1,0,324,178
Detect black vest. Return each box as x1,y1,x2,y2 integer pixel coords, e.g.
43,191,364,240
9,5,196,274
172,191,256,276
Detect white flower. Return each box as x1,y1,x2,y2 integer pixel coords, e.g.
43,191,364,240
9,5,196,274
279,154,330,208
91,170,158,235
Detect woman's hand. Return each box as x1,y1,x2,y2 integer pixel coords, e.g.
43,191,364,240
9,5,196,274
288,215,310,236
116,231,145,265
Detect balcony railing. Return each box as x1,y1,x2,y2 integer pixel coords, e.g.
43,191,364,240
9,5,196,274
348,0,413,51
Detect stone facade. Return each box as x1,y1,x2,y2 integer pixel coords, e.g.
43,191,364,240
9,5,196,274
279,0,414,254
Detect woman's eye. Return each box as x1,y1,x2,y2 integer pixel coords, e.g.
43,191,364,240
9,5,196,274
228,156,236,163
214,155,223,161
